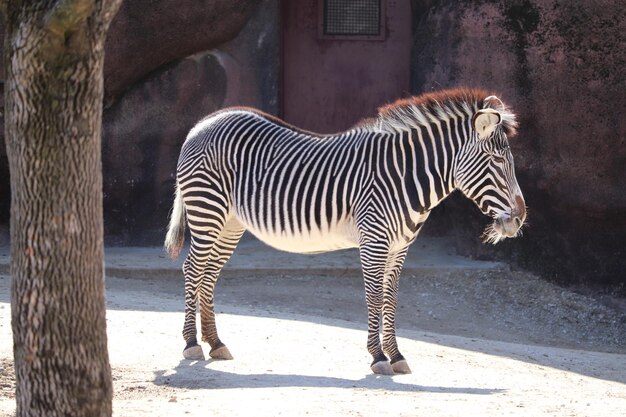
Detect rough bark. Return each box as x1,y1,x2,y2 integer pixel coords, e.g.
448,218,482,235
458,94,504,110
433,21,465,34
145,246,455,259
3,1,122,416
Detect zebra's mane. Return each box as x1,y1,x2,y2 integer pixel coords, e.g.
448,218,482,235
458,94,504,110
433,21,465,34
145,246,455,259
357,88,518,137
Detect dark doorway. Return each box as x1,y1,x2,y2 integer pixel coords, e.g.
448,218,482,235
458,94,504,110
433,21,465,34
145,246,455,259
281,0,412,133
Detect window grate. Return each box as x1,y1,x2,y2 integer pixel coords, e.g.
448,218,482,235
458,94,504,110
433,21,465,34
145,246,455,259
323,0,381,37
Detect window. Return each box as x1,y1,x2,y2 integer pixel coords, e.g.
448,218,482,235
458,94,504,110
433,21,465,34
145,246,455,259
318,0,386,40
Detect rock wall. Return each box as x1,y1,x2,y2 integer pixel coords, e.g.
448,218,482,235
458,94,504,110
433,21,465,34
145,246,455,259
0,1,278,245
103,0,259,101
411,0,626,288
1,0,623,290
102,0,280,243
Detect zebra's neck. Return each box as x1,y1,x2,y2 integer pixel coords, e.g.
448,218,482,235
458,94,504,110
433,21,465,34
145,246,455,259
390,127,459,215
359,109,473,214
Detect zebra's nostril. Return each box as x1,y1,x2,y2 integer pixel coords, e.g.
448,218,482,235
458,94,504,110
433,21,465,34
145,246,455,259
514,217,522,228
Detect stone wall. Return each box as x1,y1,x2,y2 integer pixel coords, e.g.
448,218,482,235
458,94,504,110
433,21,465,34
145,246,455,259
102,0,279,243
1,0,623,290
411,0,626,288
102,0,259,102
0,0,279,245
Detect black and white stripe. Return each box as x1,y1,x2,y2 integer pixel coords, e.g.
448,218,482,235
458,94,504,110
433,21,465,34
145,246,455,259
165,88,526,374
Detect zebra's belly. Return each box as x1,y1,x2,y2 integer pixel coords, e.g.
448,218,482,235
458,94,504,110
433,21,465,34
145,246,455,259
241,220,360,254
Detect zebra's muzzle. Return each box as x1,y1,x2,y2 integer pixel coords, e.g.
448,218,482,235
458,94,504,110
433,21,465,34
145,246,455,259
495,216,522,238
486,195,526,244
481,214,524,245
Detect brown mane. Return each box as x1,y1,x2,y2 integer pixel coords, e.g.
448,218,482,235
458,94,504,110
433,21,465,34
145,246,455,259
377,88,490,117
357,87,518,137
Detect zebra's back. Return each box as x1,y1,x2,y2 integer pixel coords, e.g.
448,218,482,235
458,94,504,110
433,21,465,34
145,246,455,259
179,109,378,253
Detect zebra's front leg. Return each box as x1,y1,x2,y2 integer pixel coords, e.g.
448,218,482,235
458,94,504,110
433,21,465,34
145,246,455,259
366,291,394,375
360,243,394,375
382,247,411,374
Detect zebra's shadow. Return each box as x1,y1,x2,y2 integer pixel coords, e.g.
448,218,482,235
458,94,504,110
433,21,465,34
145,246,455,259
152,359,504,395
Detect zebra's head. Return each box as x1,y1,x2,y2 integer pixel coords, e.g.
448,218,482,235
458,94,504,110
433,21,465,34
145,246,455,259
455,96,526,244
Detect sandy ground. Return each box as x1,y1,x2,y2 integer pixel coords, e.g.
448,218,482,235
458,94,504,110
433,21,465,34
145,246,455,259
0,261,625,416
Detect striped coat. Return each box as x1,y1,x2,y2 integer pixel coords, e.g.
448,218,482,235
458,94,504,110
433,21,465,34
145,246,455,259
165,88,526,374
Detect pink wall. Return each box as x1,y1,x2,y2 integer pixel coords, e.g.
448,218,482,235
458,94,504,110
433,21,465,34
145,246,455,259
282,0,412,133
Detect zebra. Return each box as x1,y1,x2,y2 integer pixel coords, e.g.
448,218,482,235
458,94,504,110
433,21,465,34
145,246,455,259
165,88,526,375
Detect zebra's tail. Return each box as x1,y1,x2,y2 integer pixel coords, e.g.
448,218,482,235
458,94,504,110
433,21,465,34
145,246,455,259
164,183,185,260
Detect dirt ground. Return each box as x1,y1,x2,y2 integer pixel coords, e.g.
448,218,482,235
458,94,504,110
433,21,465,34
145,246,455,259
0,268,625,416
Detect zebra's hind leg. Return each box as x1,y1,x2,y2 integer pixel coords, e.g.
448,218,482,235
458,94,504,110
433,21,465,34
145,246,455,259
359,242,394,375
182,238,216,361
382,247,411,374
198,217,245,360
181,195,231,360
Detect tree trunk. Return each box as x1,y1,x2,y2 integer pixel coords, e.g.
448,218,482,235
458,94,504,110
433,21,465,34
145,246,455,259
3,1,122,416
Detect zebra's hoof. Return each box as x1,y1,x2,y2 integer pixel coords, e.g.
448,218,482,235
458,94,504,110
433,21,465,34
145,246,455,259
370,360,394,375
183,344,205,361
209,345,234,360
391,359,412,374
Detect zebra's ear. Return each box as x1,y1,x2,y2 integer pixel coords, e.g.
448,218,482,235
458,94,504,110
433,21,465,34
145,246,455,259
473,109,501,139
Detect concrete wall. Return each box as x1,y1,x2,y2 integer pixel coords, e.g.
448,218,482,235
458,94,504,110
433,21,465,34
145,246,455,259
410,0,626,288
